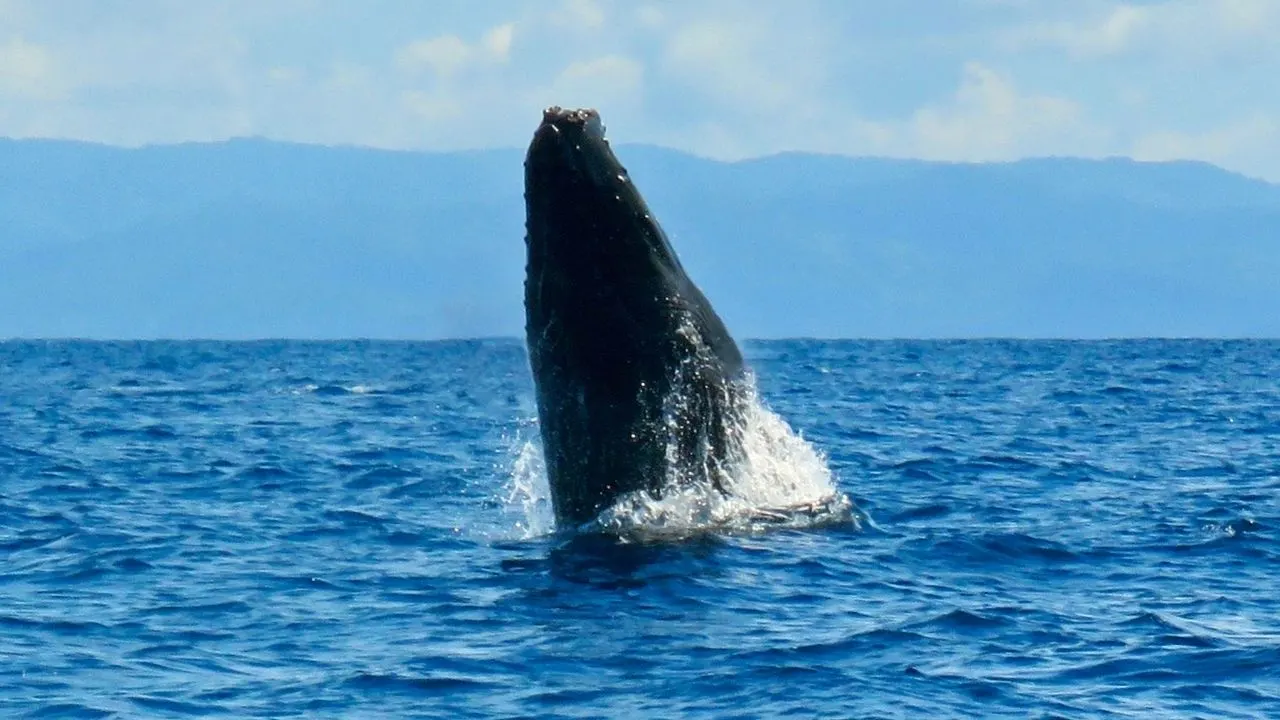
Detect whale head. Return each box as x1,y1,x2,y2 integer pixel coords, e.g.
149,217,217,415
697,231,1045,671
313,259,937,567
524,106,685,295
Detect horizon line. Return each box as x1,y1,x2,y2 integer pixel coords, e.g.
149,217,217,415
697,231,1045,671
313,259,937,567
4,336,1278,343
1,134,1271,185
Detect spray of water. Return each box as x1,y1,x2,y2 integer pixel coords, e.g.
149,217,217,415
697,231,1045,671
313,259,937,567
501,375,857,540
503,434,556,539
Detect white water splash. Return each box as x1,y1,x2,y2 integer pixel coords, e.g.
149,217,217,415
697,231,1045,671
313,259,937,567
501,377,857,540
502,432,556,540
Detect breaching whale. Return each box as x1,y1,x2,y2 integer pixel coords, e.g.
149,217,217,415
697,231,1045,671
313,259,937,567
524,107,748,527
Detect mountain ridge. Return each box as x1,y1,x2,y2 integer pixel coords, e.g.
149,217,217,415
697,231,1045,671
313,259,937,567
2,137,1277,339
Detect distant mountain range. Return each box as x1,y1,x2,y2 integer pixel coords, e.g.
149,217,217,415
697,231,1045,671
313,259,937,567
2,137,1278,339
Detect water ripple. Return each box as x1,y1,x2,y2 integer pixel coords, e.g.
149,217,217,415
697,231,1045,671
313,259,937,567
1,339,1277,718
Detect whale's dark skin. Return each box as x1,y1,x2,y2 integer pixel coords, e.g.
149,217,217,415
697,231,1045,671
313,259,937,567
524,107,747,527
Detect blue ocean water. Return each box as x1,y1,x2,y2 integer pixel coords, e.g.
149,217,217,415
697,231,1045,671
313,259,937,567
2,339,1278,718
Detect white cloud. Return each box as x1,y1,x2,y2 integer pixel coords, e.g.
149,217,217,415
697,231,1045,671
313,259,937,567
636,5,665,29
665,61,1105,164
1133,114,1279,180
327,62,374,91
483,23,516,60
662,15,817,113
396,24,516,81
547,54,644,111
1215,0,1278,30
397,36,473,77
902,61,1097,161
1025,4,1147,58
0,0,1276,181
549,0,606,31
0,36,66,99
400,88,465,124
267,66,300,84
1006,0,1280,59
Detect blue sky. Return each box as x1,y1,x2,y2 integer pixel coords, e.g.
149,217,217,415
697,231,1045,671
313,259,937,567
1,0,1276,179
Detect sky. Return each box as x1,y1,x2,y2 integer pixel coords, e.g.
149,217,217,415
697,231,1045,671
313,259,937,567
1,0,1277,180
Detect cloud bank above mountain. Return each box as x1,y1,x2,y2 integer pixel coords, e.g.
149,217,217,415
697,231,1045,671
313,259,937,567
0,0,1276,179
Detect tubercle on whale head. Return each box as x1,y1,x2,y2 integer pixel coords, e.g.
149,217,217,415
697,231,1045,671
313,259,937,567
535,106,606,143
524,106,623,191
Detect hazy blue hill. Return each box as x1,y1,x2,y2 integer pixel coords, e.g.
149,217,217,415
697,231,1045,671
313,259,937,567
1,137,1277,338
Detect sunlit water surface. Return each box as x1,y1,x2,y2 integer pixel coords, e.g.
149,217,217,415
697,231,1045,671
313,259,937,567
2,340,1277,718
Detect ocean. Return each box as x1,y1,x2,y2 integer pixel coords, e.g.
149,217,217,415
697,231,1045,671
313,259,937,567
2,339,1277,718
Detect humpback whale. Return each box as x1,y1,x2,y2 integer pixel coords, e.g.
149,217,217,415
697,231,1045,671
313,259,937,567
524,107,748,527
